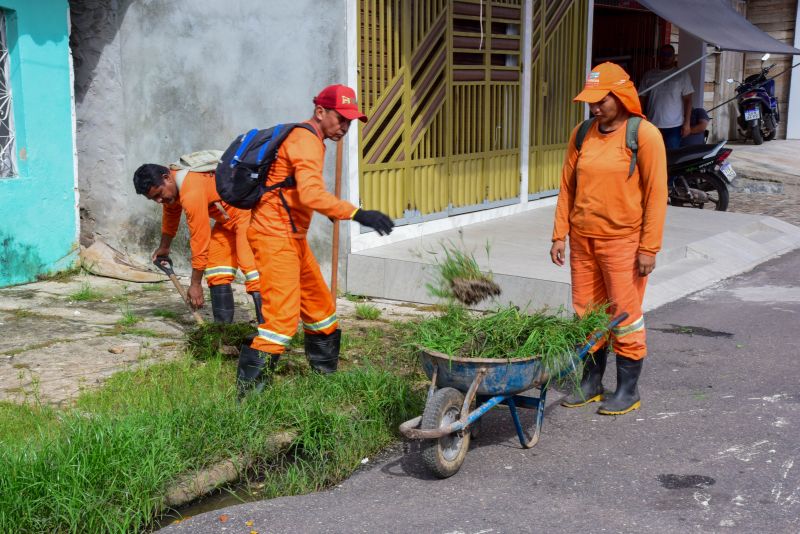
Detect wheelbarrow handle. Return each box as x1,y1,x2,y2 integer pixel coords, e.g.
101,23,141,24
575,312,629,361
153,256,175,276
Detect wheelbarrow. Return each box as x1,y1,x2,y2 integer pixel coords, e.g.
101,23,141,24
399,313,628,478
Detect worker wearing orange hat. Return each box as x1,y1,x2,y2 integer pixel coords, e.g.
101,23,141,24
237,84,395,396
550,62,667,415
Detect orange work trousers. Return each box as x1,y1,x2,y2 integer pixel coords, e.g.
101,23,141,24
569,232,648,360
205,224,260,293
247,231,338,355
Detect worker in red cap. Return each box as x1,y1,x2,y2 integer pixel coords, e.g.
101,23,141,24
550,62,667,415
237,84,394,395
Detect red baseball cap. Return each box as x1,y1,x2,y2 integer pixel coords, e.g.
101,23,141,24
313,84,368,123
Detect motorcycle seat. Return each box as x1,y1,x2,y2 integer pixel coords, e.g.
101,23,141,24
667,142,726,167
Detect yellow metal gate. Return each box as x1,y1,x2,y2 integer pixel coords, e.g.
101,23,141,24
528,0,588,196
359,0,523,224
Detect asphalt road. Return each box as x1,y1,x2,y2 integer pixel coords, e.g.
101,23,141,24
162,250,800,534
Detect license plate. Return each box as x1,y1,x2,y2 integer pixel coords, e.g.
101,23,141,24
744,107,760,120
720,163,736,181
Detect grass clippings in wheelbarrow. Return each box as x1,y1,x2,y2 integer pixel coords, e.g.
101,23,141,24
425,241,501,306
409,304,609,386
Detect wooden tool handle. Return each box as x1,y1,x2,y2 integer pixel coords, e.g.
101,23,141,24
330,139,343,300
169,274,205,324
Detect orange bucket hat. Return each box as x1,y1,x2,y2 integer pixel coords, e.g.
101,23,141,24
573,62,644,118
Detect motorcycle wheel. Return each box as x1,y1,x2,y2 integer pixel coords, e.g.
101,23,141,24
764,116,777,141
670,172,729,211
750,121,764,145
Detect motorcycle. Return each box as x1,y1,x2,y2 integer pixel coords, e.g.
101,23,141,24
728,53,779,145
667,141,735,211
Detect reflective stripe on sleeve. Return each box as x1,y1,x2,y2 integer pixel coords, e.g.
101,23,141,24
205,266,237,278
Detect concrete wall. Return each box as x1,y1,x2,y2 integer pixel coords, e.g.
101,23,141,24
70,0,351,278
0,0,79,286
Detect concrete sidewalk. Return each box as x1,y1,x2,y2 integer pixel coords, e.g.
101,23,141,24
347,205,800,313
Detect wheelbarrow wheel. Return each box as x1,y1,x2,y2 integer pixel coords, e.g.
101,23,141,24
420,387,471,478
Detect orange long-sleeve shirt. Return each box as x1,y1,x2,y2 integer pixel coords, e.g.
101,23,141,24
161,170,251,270
552,119,668,256
249,122,356,238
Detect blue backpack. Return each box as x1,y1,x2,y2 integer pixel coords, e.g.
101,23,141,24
215,123,316,220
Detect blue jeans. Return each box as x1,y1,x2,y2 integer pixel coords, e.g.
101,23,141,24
659,126,682,150
660,127,681,188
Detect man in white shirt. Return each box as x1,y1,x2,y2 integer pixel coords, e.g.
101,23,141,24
639,44,694,150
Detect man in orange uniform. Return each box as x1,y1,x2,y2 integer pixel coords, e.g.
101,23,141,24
237,84,394,394
550,62,667,415
133,164,264,323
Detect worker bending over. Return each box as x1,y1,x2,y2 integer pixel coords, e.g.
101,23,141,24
133,164,265,324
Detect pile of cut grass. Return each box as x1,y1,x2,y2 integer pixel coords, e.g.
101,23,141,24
0,355,420,533
409,304,609,384
185,322,258,359
426,241,500,306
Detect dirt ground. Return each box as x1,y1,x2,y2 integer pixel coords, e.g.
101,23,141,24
0,274,430,406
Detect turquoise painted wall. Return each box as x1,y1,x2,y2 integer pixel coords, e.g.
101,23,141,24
0,0,78,286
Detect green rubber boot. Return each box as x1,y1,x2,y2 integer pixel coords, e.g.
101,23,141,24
561,347,607,407
598,355,643,415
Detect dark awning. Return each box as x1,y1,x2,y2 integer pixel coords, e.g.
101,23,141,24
637,0,800,55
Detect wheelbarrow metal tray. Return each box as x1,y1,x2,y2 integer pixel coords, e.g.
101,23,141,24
419,347,545,396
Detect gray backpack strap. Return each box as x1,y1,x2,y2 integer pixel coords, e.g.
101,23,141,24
575,118,596,152
625,116,642,177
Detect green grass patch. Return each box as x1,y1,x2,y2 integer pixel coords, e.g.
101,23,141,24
355,303,381,321
116,305,141,327
69,282,106,302
1,339,62,357
35,265,82,283
0,353,420,533
7,309,47,320
142,283,165,292
120,327,161,338
344,293,367,302
152,309,180,320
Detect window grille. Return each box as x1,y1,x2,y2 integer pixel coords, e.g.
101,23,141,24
0,11,16,178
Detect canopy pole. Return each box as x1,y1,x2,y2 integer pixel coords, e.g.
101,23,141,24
639,50,718,95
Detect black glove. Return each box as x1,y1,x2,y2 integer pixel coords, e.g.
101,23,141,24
353,209,394,236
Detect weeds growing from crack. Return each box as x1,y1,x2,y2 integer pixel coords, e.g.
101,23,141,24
69,282,105,302
355,303,381,321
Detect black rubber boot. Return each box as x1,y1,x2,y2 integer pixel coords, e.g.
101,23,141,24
210,284,235,324
561,347,608,407
304,329,341,374
250,291,265,324
598,356,643,415
236,345,279,398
